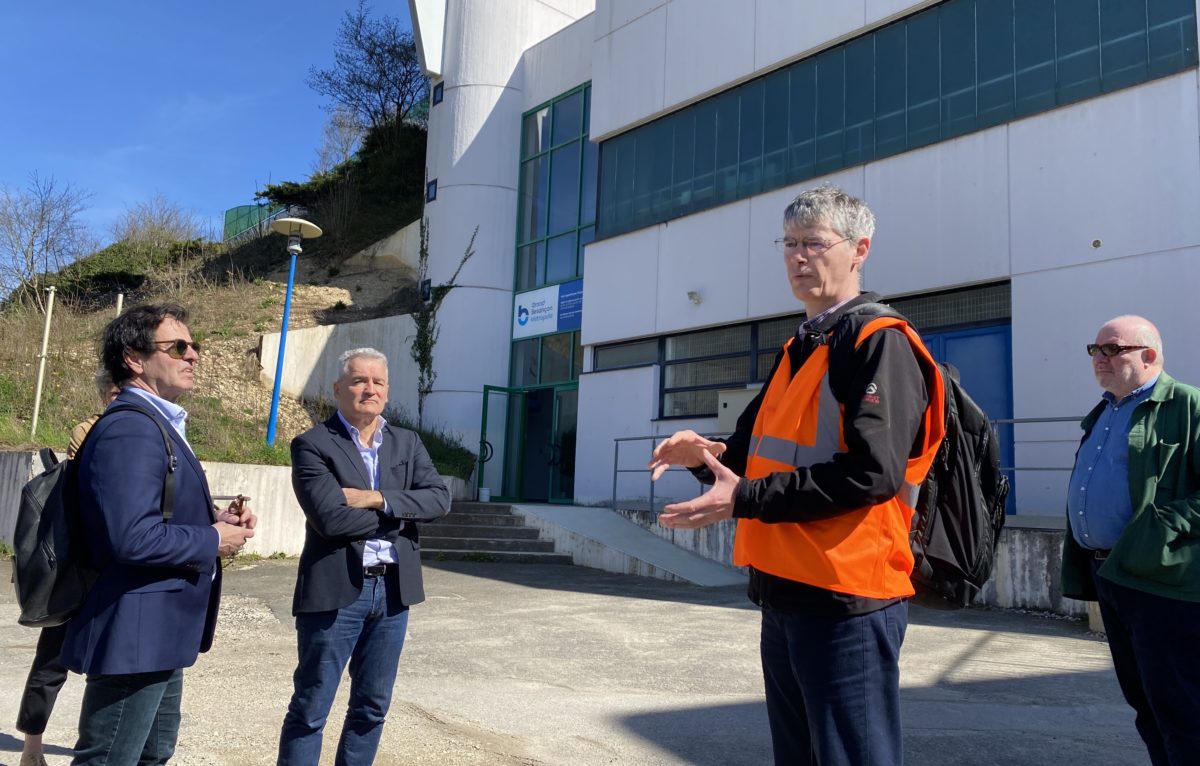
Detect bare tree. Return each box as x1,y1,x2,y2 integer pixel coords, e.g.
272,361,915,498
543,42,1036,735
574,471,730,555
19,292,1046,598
0,173,92,311
311,108,366,176
110,193,203,248
307,0,429,133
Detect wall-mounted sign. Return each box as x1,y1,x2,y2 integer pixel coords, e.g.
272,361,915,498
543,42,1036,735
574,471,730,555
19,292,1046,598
512,278,583,339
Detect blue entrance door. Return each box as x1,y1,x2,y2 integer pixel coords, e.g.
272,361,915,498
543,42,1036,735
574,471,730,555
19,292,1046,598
921,323,1015,513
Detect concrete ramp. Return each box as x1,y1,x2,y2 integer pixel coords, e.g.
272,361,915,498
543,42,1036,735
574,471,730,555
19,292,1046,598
511,504,746,587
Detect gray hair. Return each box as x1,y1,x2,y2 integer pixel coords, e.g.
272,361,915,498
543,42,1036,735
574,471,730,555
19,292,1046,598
783,186,876,241
337,347,389,379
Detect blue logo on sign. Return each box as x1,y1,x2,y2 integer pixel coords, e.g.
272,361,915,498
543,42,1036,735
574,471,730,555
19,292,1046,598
517,305,529,326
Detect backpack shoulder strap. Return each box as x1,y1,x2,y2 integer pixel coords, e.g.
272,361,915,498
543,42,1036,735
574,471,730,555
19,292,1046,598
92,403,178,522
823,302,911,399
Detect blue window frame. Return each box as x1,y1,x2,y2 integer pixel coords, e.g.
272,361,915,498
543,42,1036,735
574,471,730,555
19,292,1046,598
432,81,444,105
425,179,437,202
597,0,1198,239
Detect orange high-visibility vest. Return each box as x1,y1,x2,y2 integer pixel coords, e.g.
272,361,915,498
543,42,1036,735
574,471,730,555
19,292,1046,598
732,316,946,599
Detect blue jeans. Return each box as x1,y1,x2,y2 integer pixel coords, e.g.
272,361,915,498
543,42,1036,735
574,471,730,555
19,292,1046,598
277,575,409,766
1092,559,1200,766
72,668,183,766
760,601,907,766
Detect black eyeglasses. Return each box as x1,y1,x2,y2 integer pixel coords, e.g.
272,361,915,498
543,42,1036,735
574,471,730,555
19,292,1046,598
1086,343,1148,358
153,339,201,359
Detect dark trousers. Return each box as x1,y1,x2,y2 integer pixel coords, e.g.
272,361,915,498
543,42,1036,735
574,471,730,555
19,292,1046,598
1092,560,1200,766
72,668,183,766
760,601,907,766
278,575,409,766
17,622,71,735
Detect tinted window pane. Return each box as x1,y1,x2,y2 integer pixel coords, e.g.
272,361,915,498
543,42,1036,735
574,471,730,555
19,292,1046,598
788,60,817,182
546,231,577,284
552,90,584,145
757,351,778,380
1148,0,1199,77
844,36,874,166
581,139,598,225
672,111,696,212
613,133,637,231
650,119,674,219
572,333,583,379
541,333,572,384
1056,0,1101,103
692,101,718,210
548,140,581,235
762,70,790,188
515,242,544,291
522,107,550,158
595,339,658,370
511,339,539,387
1100,0,1148,91
577,226,595,275
941,0,977,138
714,91,740,204
598,142,618,235
518,157,549,243
738,80,765,196
977,0,1016,127
907,9,941,149
814,47,845,173
1015,0,1057,115
875,22,907,158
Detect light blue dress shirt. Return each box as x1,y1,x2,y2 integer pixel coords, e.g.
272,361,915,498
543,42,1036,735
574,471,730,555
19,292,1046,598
336,411,397,567
125,386,191,447
1067,374,1160,550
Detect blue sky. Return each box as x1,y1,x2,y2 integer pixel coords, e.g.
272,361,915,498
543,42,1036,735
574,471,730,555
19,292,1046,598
0,1,411,245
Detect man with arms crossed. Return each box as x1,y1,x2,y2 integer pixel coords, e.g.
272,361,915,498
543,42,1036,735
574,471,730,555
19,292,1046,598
649,187,944,765
1062,315,1200,766
63,304,255,765
278,348,450,765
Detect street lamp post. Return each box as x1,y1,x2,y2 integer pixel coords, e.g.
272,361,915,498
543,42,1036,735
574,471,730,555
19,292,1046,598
266,217,323,445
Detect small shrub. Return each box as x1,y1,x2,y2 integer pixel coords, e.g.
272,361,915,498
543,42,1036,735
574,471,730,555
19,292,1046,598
332,300,348,311
327,266,341,277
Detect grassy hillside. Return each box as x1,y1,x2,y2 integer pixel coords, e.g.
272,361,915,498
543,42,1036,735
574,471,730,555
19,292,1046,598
0,124,475,478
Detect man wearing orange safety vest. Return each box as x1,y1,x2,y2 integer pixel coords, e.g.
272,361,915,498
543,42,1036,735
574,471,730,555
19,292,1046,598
650,186,945,766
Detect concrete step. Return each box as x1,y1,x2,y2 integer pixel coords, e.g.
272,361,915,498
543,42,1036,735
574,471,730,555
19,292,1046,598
422,523,541,540
422,536,556,553
450,502,514,514
437,512,524,526
420,549,574,565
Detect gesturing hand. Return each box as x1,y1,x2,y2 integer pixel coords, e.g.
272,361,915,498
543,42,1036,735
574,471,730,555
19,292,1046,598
658,450,740,529
647,429,728,481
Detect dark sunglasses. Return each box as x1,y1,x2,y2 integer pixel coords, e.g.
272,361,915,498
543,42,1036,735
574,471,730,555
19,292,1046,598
1086,343,1148,358
153,339,202,359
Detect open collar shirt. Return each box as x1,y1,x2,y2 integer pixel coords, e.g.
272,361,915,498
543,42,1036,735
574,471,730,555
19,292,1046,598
337,411,397,567
1067,373,1161,551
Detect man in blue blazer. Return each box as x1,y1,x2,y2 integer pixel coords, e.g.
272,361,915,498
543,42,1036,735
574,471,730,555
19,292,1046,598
277,348,450,766
62,304,256,766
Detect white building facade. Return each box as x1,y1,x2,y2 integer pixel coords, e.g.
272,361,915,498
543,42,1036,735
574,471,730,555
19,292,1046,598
410,0,1200,516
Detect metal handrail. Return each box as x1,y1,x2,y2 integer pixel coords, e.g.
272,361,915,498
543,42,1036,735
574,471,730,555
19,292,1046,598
611,416,1088,511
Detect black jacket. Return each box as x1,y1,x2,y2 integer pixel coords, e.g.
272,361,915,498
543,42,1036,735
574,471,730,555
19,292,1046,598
290,416,451,614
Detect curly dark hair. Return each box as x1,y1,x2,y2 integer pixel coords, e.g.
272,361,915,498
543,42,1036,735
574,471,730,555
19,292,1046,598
100,303,190,385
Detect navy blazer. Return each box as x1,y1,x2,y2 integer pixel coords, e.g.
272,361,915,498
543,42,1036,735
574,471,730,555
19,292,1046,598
290,415,451,615
61,389,221,676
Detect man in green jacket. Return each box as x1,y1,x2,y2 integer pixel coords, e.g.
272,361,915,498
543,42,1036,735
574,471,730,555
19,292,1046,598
1061,315,1200,766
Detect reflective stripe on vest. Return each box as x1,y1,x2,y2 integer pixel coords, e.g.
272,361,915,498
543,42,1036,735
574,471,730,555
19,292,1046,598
732,316,946,599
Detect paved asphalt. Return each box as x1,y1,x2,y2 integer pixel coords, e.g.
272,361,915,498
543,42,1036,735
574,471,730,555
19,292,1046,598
0,559,1148,765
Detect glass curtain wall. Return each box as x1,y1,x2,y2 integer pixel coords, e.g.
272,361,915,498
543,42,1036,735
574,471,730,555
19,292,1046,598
597,0,1198,238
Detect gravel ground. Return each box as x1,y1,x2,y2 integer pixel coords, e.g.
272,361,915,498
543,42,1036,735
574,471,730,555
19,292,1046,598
0,558,1147,766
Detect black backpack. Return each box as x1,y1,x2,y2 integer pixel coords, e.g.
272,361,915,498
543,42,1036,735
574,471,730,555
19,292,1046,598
836,303,1010,609
13,404,178,628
